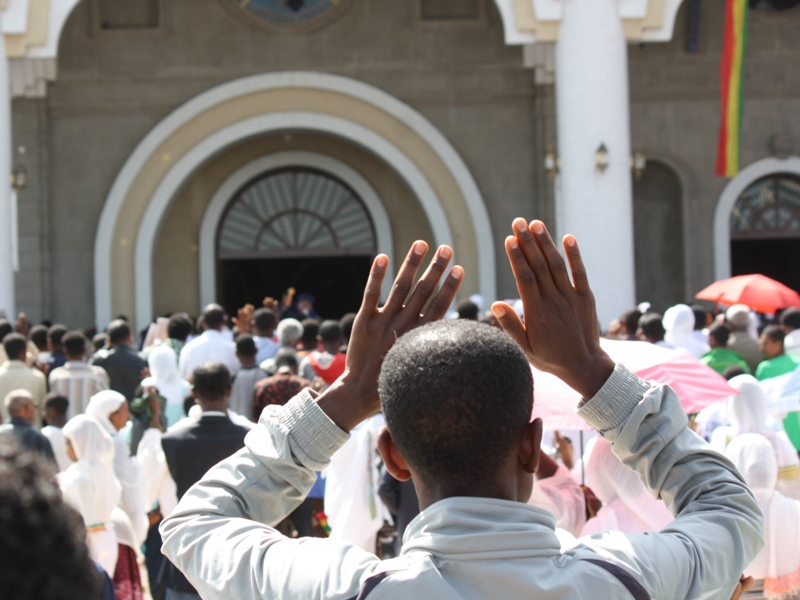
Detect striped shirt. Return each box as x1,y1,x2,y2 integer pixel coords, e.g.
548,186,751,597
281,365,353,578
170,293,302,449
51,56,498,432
49,361,110,418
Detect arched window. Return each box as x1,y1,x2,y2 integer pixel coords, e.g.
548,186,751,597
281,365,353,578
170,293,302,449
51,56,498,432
730,174,800,239
217,168,377,259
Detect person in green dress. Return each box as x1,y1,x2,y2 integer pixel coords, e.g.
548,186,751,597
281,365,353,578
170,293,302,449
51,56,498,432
700,324,750,376
756,324,800,450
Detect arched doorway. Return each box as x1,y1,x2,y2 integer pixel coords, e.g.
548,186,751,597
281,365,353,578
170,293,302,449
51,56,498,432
632,160,687,311
730,173,800,292
216,167,377,319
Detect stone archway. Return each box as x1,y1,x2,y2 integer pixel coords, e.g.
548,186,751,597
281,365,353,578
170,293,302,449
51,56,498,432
93,71,495,328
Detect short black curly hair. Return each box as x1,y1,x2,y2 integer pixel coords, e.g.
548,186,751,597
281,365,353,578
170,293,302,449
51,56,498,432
0,439,102,599
379,319,533,491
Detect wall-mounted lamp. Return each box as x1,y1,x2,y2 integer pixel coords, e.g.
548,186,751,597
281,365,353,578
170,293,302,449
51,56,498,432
10,146,27,192
594,143,609,172
630,151,647,180
544,151,559,177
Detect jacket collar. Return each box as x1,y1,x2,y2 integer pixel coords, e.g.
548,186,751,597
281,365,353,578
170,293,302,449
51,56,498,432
401,496,561,559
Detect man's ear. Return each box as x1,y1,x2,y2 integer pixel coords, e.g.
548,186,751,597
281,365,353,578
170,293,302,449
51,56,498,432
520,417,543,474
377,426,412,481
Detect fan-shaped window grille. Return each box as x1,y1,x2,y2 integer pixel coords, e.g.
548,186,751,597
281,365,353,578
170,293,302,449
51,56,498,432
730,174,800,240
217,168,377,259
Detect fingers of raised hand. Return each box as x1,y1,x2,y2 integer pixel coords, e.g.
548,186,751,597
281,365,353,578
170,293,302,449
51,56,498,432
420,265,464,324
511,218,557,295
384,241,428,313
529,221,572,294
562,234,593,298
505,235,540,308
360,254,390,314
404,245,453,316
490,301,531,355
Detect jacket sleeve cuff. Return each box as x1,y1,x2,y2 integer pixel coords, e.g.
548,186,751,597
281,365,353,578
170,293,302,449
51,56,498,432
274,389,350,466
576,364,652,433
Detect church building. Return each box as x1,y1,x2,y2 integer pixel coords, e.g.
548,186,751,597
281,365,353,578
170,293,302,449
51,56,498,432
0,0,798,330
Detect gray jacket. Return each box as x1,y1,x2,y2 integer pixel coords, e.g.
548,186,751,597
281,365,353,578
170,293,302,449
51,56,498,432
160,364,764,600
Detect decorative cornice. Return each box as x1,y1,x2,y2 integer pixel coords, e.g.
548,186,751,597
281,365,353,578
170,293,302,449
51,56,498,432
495,0,685,44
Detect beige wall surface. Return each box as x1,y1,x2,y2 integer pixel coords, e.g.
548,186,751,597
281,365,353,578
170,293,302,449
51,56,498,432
12,0,800,326
152,132,433,318
16,0,537,327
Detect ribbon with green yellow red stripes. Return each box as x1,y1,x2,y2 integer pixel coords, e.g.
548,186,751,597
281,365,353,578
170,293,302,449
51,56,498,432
715,0,748,178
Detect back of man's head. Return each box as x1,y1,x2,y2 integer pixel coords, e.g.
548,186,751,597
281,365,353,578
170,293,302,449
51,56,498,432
192,362,231,406
253,309,276,335
318,320,342,345
690,304,709,331
301,318,320,348
47,324,67,348
106,320,131,345
638,314,665,342
781,307,800,332
167,314,193,342
201,304,226,330
456,299,480,320
274,319,301,348
29,325,48,351
725,304,751,332
274,348,298,371
339,313,356,343
620,308,642,336
0,320,12,342
379,320,532,492
709,323,731,347
62,332,88,360
2,334,28,362
4,390,34,420
235,334,258,358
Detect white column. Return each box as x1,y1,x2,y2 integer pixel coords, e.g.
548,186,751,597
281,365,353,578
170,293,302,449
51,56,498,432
0,18,13,321
555,0,636,328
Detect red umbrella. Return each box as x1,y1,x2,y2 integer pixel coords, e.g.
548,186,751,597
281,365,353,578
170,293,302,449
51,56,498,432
695,274,800,314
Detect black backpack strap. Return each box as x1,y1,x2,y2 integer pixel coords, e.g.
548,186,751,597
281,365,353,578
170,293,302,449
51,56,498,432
347,570,396,600
581,558,651,600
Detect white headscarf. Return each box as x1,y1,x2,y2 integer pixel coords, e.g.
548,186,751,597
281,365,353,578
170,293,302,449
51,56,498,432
85,389,148,545
581,438,673,536
61,415,121,523
726,434,800,599
722,375,800,501
143,346,187,408
663,304,709,358
85,390,126,435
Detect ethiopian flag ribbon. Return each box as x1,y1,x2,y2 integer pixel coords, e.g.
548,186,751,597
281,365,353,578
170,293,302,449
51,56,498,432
715,0,748,177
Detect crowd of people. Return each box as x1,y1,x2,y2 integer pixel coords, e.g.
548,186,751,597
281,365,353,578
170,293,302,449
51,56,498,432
0,220,798,599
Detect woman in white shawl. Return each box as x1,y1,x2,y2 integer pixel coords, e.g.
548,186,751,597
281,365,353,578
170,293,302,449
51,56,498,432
710,374,800,501
663,304,710,358
726,434,800,600
86,391,148,544
580,437,673,536
85,391,147,600
59,414,121,576
143,345,190,428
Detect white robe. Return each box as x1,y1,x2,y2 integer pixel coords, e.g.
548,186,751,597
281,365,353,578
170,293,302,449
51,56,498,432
324,414,390,552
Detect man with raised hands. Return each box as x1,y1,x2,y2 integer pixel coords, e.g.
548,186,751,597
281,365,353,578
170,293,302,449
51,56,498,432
161,221,763,600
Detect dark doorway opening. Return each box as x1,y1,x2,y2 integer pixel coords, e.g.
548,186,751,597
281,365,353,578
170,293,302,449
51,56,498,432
218,255,373,320
731,237,800,293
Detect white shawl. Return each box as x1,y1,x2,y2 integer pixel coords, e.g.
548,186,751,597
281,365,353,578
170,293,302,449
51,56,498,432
727,434,800,600
581,438,673,536
86,390,148,545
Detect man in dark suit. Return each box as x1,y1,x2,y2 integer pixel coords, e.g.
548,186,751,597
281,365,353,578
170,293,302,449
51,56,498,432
159,361,249,600
91,319,148,402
